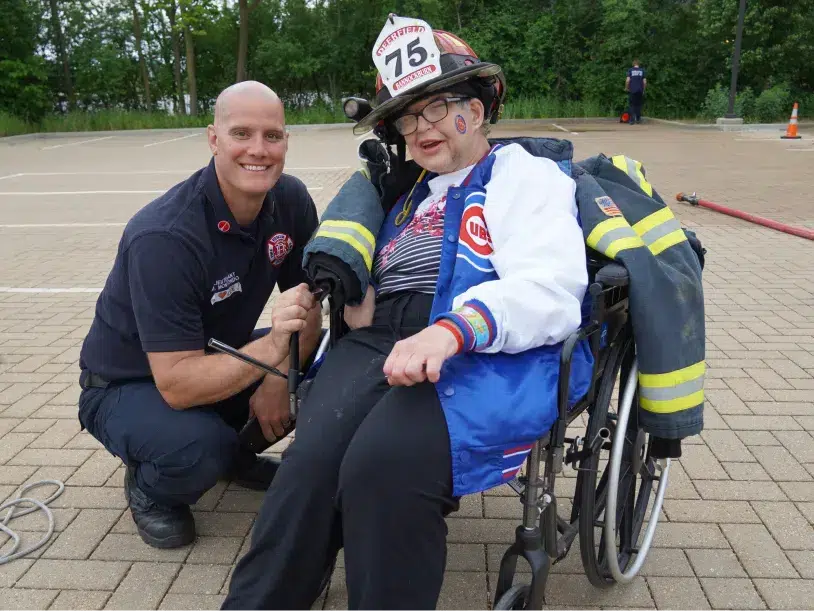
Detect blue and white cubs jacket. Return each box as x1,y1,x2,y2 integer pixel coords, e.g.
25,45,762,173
373,143,594,496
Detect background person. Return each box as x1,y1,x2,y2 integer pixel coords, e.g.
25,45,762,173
625,59,647,123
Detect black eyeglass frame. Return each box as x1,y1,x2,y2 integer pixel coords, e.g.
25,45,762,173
390,96,473,136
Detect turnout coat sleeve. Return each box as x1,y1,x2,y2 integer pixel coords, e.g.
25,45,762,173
449,144,588,354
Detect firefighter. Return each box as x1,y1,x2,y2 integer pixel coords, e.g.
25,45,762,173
77,81,322,550
625,59,647,124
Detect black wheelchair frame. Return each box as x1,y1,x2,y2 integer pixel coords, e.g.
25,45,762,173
489,251,669,609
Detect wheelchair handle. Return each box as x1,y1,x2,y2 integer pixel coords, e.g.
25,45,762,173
288,332,299,420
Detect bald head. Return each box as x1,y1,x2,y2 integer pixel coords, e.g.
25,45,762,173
206,80,289,216
213,81,284,127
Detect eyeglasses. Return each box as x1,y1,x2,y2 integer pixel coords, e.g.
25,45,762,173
392,97,471,136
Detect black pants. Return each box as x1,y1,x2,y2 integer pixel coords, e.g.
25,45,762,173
222,292,458,610
629,91,644,122
77,330,270,507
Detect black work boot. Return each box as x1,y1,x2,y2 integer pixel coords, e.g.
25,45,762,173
124,466,196,549
228,453,281,491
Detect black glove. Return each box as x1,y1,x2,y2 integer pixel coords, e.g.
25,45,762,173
650,436,682,459
358,138,424,213
306,253,363,309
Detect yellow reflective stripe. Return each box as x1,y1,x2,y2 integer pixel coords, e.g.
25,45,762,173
638,361,706,414
586,217,645,258
611,155,653,197
632,159,653,196
319,220,376,251
632,207,673,235
606,236,645,258
314,230,373,271
639,361,705,388
611,155,627,174
639,390,704,414
632,208,688,256
649,228,687,255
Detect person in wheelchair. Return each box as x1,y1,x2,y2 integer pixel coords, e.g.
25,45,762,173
222,17,594,610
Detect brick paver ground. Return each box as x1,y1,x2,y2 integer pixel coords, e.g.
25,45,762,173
1,120,812,609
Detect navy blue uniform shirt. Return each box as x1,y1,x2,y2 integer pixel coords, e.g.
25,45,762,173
627,66,646,93
79,157,319,382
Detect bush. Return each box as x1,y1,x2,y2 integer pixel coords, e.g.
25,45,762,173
700,84,728,120
0,111,31,137
754,83,792,123
0,58,52,123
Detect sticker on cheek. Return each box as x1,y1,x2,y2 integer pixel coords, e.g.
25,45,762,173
455,115,467,134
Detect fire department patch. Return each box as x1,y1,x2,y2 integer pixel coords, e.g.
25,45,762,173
267,233,293,267
595,196,622,217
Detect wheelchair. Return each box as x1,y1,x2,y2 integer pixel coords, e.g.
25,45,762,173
209,242,672,609
487,250,672,609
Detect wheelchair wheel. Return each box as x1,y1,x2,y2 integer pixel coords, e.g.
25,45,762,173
493,584,530,610
576,331,670,587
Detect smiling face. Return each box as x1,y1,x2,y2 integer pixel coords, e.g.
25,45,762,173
396,91,490,175
207,82,289,211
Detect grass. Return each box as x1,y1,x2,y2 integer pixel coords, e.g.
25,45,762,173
2,95,800,137
2,98,616,138
0,104,351,137
501,96,616,120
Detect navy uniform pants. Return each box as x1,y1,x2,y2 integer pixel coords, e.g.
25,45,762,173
628,91,644,122
77,329,270,507
222,292,459,610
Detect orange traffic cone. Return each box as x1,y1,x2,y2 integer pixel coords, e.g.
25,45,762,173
781,102,801,139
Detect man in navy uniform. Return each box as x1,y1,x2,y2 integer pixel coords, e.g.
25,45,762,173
77,81,322,549
625,59,647,124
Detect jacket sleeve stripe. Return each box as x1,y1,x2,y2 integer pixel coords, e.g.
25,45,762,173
319,219,377,249
640,390,704,414
314,224,375,271
435,299,497,352
639,360,705,387
640,376,704,401
611,154,654,196
632,208,688,255
586,217,645,258
638,361,705,414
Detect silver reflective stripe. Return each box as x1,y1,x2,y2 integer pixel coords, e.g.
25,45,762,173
614,156,652,196
640,217,682,246
318,223,375,259
594,225,639,254
639,377,704,402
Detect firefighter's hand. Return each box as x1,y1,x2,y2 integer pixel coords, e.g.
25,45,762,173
344,284,376,329
249,375,290,440
270,283,317,355
383,325,459,386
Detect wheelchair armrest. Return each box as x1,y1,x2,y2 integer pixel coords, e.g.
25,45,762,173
595,263,629,288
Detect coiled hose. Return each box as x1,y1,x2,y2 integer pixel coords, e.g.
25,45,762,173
0,479,65,564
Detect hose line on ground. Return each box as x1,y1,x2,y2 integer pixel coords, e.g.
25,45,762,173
0,479,65,565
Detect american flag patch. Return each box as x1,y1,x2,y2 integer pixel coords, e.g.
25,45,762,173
595,196,622,217
502,443,534,480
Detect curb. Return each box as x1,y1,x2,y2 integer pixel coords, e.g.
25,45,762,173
0,122,355,143
5,116,808,142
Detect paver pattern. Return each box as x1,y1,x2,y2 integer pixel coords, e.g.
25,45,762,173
1,121,813,610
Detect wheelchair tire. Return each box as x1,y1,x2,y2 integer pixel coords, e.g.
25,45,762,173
493,584,531,610
576,329,667,587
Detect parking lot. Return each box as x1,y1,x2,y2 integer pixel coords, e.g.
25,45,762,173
1,119,813,610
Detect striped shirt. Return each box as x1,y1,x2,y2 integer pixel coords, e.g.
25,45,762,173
373,164,474,297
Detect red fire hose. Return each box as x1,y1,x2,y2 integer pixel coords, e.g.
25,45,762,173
676,192,814,241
